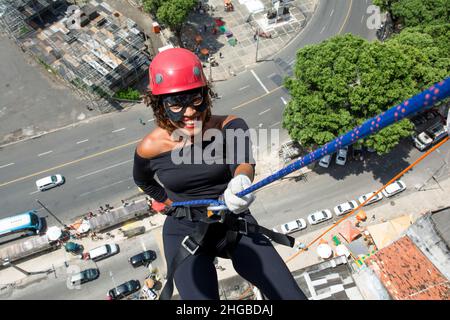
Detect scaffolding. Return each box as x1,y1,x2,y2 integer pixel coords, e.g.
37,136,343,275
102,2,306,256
0,0,150,105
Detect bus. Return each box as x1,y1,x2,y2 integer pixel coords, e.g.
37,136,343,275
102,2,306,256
0,211,43,238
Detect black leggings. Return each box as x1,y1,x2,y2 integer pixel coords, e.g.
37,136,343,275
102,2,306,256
163,213,307,300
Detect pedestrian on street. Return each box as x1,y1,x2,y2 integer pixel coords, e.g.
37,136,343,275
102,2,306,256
219,52,223,59
139,118,146,125
253,33,257,41
134,48,306,300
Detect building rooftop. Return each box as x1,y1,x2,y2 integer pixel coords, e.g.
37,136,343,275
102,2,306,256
366,236,449,300
430,207,450,246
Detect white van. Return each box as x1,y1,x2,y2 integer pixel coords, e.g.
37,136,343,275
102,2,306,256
35,174,65,191
88,243,119,261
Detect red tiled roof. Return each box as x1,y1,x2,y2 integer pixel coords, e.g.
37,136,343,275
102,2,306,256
366,236,449,300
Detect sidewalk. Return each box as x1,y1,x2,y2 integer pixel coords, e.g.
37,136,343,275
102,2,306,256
0,207,167,290
106,0,318,82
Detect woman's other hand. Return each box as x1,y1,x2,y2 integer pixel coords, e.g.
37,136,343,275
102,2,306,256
224,175,255,214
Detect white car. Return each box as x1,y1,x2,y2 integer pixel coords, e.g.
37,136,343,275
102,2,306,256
280,219,307,234
88,243,119,261
358,191,383,206
382,180,406,198
334,200,358,216
35,174,65,191
335,147,348,165
319,154,332,168
307,210,332,225
413,132,433,151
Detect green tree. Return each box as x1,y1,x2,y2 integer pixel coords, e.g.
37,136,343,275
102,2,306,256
373,0,449,28
283,32,449,155
142,0,164,17
156,0,196,46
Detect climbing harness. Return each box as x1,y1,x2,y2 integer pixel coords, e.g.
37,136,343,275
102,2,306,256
159,205,295,300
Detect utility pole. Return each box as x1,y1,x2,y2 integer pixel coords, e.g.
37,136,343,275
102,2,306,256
35,199,67,228
255,28,260,62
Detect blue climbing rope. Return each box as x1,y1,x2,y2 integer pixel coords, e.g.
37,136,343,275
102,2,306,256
172,77,450,208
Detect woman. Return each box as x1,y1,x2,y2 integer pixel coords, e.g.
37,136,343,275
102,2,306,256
133,48,306,300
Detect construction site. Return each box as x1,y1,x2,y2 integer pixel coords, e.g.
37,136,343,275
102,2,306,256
0,0,151,101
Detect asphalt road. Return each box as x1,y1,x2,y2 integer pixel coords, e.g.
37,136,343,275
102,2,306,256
5,230,164,300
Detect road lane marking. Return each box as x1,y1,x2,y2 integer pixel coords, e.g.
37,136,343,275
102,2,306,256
0,139,140,188
330,9,334,17
258,108,271,115
29,190,39,195
267,73,276,78
361,15,365,24
79,177,133,196
147,118,155,122
281,97,288,105
38,150,53,157
231,86,283,110
339,0,353,34
239,85,250,91
320,25,327,34
76,159,133,179
0,162,14,169
76,139,89,144
112,128,126,133
288,59,295,65
250,70,270,94
270,121,281,128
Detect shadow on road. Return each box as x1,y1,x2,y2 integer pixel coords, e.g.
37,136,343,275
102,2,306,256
313,139,414,185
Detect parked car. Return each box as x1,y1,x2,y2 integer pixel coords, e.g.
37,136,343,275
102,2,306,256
35,174,65,191
382,180,406,198
88,243,119,262
128,250,157,268
280,219,307,234
335,147,348,165
412,131,433,151
410,110,440,127
358,191,383,206
107,280,141,300
318,154,332,168
307,210,332,225
334,200,358,216
70,268,99,285
413,121,447,151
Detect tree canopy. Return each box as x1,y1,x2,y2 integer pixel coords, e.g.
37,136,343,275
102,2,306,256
373,0,450,28
156,0,196,45
142,0,164,17
283,27,449,154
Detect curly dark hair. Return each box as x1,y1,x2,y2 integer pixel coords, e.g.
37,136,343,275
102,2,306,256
143,85,213,134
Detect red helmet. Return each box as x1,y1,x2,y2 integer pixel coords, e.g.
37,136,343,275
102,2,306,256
149,48,207,95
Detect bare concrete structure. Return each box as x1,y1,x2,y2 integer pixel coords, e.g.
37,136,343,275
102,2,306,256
0,0,151,98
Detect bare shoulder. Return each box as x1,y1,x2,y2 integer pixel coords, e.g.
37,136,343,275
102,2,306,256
222,115,239,127
136,128,171,159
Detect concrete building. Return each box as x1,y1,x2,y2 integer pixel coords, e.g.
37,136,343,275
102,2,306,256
0,0,151,98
